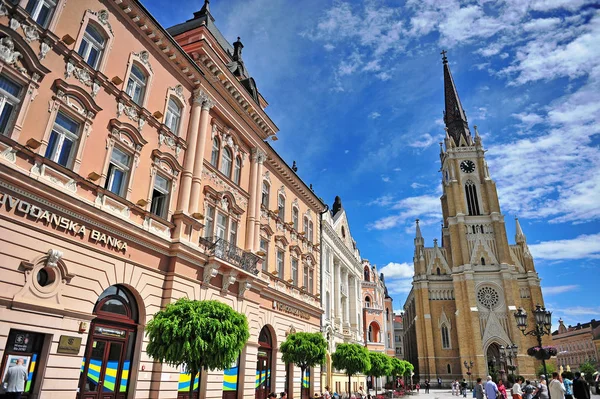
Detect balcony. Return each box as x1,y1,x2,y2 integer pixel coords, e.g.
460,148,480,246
199,236,260,275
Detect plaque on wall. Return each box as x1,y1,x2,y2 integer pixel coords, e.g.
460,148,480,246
57,336,82,354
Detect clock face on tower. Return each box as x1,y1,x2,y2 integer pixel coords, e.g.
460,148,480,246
460,160,475,173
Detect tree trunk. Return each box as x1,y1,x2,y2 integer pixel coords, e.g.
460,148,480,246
348,373,352,396
300,366,305,399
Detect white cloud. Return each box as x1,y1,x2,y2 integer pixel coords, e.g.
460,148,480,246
369,111,381,119
367,195,394,207
529,233,600,260
380,262,414,279
393,168,402,172
381,175,391,183
323,43,335,51
512,112,544,128
344,149,350,154
522,17,562,32
369,194,441,230
542,285,579,295
409,133,436,149
411,182,426,189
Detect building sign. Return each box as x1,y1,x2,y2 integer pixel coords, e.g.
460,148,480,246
272,300,310,320
94,326,126,338
0,191,128,252
57,335,82,355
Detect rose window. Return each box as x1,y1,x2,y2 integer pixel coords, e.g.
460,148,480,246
477,287,499,309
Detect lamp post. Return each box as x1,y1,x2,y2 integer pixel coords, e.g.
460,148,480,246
500,344,519,377
464,360,474,391
514,305,553,396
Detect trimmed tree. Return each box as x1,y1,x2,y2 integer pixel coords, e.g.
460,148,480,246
391,358,406,387
280,332,328,399
369,352,392,395
145,298,250,399
332,343,371,395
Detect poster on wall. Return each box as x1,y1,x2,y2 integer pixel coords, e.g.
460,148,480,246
1,355,31,387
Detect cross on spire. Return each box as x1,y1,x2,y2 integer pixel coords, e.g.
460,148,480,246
441,49,448,64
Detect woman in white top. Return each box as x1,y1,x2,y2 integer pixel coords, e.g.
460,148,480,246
512,377,524,399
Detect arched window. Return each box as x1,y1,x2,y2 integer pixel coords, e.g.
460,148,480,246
436,267,441,275
220,147,233,177
292,207,299,230
364,266,370,281
126,64,147,105
165,97,182,135
465,180,481,216
441,325,450,349
277,195,285,220
341,226,346,239
261,181,270,207
210,138,220,167
303,216,309,235
447,364,451,374
386,308,390,321
233,156,242,185
0,75,24,136
365,296,371,308
308,221,314,242
78,23,106,69
368,324,373,342
25,0,56,28
481,257,486,266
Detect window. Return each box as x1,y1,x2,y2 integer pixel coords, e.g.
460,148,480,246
105,147,131,196
447,364,451,374
261,181,270,208
303,216,308,235
150,174,170,218
44,112,80,168
292,207,299,230
441,325,450,349
481,257,486,266
465,180,481,216
78,24,105,69
259,239,268,270
229,219,238,245
216,213,227,240
233,157,241,185
210,138,220,167
308,221,314,242
308,267,314,294
205,205,215,238
325,292,330,319
276,250,284,277
291,257,298,286
325,248,331,272
0,75,23,136
25,0,55,28
368,324,373,342
125,64,147,106
164,98,182,134
220,147,233,177
277,195,285,220
365,296,371,308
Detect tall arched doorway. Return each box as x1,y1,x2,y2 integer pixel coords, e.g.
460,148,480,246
255,326,273,399
78,285,139,399
486,343,502,377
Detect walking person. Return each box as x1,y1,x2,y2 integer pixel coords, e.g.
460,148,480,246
475,378,485,399
498,379,508,399
2,358,28,399
461,379,468,397
549,372,566,399
512,377,524,399
439,378,443,389
523,380,535,399
562,373,573,399
453,379,459,396
425,380,430,393
485,376,500,399
572,372,590,399
535,376,549,399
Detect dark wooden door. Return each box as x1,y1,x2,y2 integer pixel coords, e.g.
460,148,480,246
79,338,126,399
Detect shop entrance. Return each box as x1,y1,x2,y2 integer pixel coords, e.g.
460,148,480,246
0,330,45,398
255,326,273,399
78,285,138,399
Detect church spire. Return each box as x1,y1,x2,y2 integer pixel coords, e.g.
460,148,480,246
441,50,472,146
515,217,526,244
414,219,424,248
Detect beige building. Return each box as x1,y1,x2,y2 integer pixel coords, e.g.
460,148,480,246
403,54,548,384
553,319,600,370
0,0,324,398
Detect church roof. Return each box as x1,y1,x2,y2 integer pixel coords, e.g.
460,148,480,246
442,51,472,146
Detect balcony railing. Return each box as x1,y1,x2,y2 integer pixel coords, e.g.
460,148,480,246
199,236,260,275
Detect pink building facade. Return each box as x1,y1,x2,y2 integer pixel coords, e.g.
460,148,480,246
0,1,323,398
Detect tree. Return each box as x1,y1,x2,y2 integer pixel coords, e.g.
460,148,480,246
369,352,392,395
579,361,596,383
332,343,371,394
536,362,556,378
145,298,250,399
280,332,327,399
391,357,406,380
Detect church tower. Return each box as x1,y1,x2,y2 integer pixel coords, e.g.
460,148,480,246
406,53,548,382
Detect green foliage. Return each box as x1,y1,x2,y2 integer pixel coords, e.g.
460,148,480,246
536,362,556,377
145,298,250,374
369,352,393,378
579,361,596,382
280,332,327,370
391,358,406,378
331,343,371,377
402,360,414,376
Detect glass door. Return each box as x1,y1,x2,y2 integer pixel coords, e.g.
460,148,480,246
79,339,124,399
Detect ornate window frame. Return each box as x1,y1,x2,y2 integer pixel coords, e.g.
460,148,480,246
73,9,114,73
162,84,186,136
40,79,101,173
202,186,244,239
18,0,67,31
122,50,154,108
145,149,181,221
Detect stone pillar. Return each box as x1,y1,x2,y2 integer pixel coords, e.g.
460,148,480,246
334,260,341,326
253,152,266,251
245,149,263,250
189,90,214,215
176,91,204,213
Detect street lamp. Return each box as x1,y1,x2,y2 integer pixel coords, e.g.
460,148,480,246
464,360,474,391
500,344,519,376
514,305,553,396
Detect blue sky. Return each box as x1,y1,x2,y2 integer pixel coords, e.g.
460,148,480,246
142,0,600,327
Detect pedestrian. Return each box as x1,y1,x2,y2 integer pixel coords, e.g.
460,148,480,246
512,377,524,399
323,386,332,399
523,380,535,399
268,393,277,399
562,373,573,399
475,378,485,399
485,376,500,399
425,379,430,393
461,379,468,397
453,380,458,396
572,372,590,399
498,379,508,399
416,382,420,393
549,372,566,399
357,386,366,398
535,376,549,399
280,392,288,399
439,377,443,389
2,358,28,399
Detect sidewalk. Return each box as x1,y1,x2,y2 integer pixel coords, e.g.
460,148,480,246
404,389,600,399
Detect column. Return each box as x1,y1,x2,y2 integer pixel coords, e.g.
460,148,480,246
253,150,266,251
176,91,203,213
334,261,341,326
344,273,350,325
189,90,214,215
245,149,260,250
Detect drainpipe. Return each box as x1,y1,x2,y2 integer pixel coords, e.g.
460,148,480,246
319,203,329,391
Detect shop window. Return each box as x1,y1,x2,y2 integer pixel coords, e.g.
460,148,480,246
222,356,240,399
0,74,23,136
105,147,131,197
44,111,80,168
125,64,147,106
165,97,182,135
78,23,106,69
25,0,55,28
150,174,170,219
1,330,45,396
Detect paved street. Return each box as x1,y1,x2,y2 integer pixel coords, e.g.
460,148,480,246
405,389,600,399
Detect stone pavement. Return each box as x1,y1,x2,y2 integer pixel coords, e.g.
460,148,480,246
403,389,600,399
